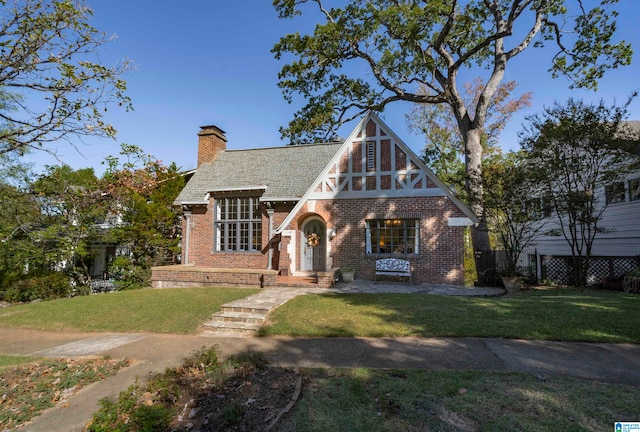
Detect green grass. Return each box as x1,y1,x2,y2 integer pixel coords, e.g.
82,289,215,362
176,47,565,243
0,355,38,370
281,368,640,432
0,287,259,334
259,287,640,343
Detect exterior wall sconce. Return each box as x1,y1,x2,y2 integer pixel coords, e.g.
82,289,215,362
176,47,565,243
328,228,337,239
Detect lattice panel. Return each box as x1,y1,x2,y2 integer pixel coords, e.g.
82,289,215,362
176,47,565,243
543,256,639,286
613,258,640,277
545,257,572,285
587,259,610,286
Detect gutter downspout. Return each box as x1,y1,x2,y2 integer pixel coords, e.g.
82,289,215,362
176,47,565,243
183,211,192,264
266,208,275,270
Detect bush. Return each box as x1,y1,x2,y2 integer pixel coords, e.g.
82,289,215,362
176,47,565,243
108,256,149,290
1,273,73,302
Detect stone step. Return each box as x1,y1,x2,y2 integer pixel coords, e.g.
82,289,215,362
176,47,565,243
211,310,268,324
220,305,272,314
198,288,311,337
200,320,262,334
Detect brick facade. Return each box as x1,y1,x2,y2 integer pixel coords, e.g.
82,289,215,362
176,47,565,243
178,194,465,285
280,196,466,285
163,112,475,288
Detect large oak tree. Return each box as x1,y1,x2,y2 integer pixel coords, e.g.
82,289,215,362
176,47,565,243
273,0,632,253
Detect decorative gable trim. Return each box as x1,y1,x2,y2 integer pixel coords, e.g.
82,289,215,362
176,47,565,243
275,112,478,233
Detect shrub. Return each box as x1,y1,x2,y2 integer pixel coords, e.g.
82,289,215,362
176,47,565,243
1,273,73,302
108,256,149,290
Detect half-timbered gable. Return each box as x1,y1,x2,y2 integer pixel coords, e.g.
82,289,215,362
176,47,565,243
311,118,442,199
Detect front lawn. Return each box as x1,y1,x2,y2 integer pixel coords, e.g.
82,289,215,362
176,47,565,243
0,287,259,334
259,287,640,343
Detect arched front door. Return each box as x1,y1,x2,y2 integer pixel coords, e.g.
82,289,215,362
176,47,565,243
300,218,326,272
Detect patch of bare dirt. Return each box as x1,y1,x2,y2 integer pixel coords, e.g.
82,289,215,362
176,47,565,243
170,364,301,432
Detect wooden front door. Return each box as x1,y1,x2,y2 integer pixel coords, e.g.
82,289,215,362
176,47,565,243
300,218,326,272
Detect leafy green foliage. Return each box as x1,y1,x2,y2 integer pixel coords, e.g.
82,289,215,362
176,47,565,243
0,0,132,158
0,272,75,302
521,95,640,285
0,164,106,297
274,0,632,254
273,0,631,144
482,151,548,276
102,144,185,286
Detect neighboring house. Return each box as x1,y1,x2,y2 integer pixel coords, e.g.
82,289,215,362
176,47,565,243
88,212,124,284
152,112,478,288
525,169,640,285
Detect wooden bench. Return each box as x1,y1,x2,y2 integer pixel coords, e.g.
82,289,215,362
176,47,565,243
375,258,412,284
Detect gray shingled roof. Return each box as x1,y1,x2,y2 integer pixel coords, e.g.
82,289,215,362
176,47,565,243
174,142,343,204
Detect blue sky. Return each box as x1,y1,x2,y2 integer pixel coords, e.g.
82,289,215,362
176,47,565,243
26,0,640,175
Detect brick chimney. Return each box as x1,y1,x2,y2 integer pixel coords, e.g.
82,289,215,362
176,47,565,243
197,124,227,166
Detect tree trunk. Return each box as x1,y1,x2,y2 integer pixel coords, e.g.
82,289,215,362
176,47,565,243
465,128,491,253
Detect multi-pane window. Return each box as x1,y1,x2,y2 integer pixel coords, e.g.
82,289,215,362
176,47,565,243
629,178,640,202
605,182,626,204
365,219,419,255
215,197,262,252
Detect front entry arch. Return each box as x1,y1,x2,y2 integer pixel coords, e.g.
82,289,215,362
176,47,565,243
300,217,326,272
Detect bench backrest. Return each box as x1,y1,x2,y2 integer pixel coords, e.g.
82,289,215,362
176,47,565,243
376,258,410,273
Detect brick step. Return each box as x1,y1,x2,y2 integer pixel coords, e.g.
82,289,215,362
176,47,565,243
211,310,268,324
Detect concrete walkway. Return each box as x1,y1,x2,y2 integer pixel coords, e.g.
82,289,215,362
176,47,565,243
1,281,638,431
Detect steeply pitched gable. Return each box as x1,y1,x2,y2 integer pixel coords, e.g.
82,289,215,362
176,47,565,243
276,111,478,232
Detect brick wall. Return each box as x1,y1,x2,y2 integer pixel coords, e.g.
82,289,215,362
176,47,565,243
151,266,277,288
182,194,466,285
287,196,466,285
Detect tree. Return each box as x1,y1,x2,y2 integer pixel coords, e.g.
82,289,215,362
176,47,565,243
407,78,531,194
102,144,184,287
0,163,106,300
0,0,132,158
0,160,39,286
29,165,106,284
482,151,548,278
520,96,640,286
273,0,632,253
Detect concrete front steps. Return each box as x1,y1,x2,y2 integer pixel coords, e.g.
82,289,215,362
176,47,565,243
199,288,309,337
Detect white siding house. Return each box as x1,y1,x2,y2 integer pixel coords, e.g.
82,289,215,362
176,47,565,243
529,170,640,285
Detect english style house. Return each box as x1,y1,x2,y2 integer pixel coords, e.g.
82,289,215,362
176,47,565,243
151,112,478,288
